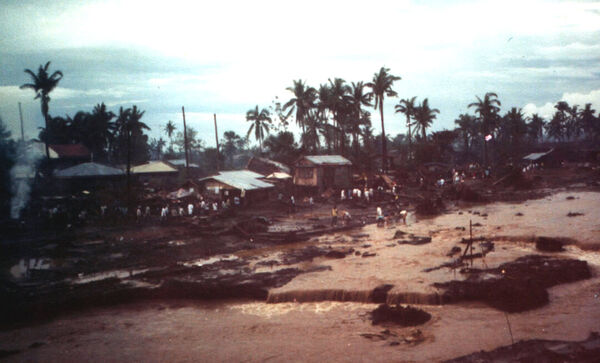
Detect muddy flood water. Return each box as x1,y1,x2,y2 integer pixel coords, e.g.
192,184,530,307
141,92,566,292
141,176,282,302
2,190,600,362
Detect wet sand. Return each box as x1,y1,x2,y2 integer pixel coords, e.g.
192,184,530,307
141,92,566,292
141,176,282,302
2,190,600,362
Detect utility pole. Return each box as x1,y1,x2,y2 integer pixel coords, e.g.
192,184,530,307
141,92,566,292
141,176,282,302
214,113,220,172
18,102,24,141
182,106,189,176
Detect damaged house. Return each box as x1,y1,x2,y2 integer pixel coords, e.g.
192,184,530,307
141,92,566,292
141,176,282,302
293,155,352,192
246,156,290,176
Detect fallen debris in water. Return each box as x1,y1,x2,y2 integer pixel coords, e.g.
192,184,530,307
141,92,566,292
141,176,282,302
434,255,591,312
370,304,432,326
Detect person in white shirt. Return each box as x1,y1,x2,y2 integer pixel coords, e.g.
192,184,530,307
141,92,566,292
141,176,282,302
188,203,194,216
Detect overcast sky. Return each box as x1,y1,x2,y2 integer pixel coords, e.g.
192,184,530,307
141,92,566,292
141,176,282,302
1,0,599,147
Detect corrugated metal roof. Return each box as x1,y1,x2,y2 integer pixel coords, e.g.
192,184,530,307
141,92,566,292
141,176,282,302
199,170,274,190
523,148,554,161
131,161,177,174
302,155,352,166
54,162,124,178
166,159,200,168
265,172,292,179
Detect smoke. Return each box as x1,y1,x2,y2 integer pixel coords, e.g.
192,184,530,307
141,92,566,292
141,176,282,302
10,141,44,219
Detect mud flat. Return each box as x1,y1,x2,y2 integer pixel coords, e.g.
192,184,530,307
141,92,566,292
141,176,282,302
1,190,600,361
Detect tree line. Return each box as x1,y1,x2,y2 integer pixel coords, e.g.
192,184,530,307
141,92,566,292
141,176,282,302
14,62,600,174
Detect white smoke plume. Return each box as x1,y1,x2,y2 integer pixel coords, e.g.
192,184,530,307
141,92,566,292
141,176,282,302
10,141,44,219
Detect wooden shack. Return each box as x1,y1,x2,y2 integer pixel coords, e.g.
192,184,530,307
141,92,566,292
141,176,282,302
293,155,352,192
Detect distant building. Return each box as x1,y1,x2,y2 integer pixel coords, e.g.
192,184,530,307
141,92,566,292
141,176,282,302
523,148,557,166
293,155,352,191
198,170,274,202
130,161,178,186
53,162,125,192
246,156,290,176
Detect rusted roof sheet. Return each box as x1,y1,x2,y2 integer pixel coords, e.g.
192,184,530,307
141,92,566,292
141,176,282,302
49,144,90,158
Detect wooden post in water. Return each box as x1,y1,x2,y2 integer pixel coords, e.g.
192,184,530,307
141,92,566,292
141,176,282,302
214,113,220,172
182,106,189,176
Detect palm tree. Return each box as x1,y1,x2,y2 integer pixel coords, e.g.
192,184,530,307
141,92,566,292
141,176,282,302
412,98,439,140
454,113,478,156
114,106,149,193
468,92,501,166
501,107,527,151
20,61,63,159
579,103,597,141
349,82,371,156
545,112,565,142
164,120,176,150
366,67,401,171
87,103,116,161
395,96,417,159
316,83,334,152
246,105,272,153
283,80,316,146
527,113,545,144
327,78,351,153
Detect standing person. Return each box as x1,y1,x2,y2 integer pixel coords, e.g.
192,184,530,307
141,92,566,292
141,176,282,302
331,205,338,226
136,206,142,224
187,203,194,216
340,190,346,201
289,195,296,213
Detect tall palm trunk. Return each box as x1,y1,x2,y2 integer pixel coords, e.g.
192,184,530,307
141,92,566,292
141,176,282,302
379,98,387,172
406,116,412,161
41,99,50,159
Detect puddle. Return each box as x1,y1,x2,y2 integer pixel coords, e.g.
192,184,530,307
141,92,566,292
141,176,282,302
182,255,238,267
69,269,149,284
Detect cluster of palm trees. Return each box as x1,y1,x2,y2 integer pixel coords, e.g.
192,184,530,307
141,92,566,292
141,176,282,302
245,67,407,170
21,62,151,169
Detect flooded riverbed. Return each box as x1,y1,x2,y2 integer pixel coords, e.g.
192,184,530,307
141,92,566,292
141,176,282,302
1,190,599,362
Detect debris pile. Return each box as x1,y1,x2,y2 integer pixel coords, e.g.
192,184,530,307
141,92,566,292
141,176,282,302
370,304,432,326
434,255,591,312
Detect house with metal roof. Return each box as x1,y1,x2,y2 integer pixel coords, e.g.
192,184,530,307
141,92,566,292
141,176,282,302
293,155,352,191
198,170,274,202
54,162,124,178
131,161,178,186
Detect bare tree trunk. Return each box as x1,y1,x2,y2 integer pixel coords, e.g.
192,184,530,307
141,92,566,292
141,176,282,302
380,98,387,172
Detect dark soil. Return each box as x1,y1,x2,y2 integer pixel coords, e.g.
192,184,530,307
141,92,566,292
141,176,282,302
445,332,600,363
397,236,432,245
535,236,566,252
433,255,591,312
370,304,432,326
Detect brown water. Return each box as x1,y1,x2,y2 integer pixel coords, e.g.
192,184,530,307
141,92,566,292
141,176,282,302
2,191,600,362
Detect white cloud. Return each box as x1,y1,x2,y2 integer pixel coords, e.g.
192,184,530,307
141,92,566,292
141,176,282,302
523,89,600,119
